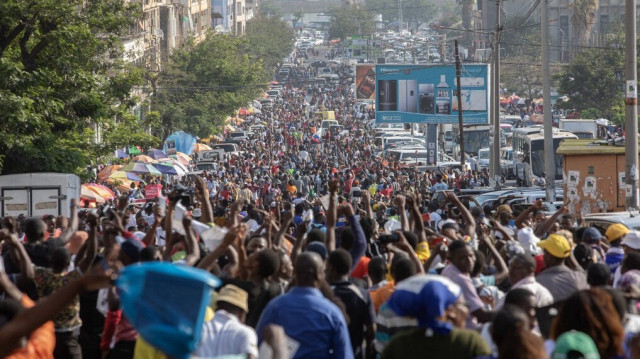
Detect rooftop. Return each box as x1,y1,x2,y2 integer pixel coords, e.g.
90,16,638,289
556,138,639,155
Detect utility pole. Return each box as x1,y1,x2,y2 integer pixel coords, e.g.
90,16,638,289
398,0,403,31
625,0,638,208
455,40,465,168
542,0,554,200
440,34,446,63
492,0,502,189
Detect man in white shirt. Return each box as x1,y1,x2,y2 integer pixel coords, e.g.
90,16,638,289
499,254,553,308
196,284,258,358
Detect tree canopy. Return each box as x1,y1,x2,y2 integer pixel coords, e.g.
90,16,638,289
0,0,157,176
149,33,267,140
246,16,295,75
328,5,375,40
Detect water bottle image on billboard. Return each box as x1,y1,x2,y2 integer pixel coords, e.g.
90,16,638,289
436,75,451,115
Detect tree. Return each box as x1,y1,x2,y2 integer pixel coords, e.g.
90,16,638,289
258,0,283,18
570,0,599,51
328,5,375,40
403,0,437,30
246,16,295,74
150,33,266,141
0,0,156,175
456,0,474,42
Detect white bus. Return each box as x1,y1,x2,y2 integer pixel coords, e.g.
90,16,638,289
511,128,577,186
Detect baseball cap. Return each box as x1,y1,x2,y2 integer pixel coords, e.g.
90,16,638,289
216,284,249,313
582,227,604,244
622,230,640,250
605,223,630,242
537,234,572,258
121,238,145,262
551,331,600,359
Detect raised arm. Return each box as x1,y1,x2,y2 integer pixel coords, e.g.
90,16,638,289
77,213,99,273
194,175,214,224
406,194,427,243
395,195,409,231
182,216,201,267
274,211,293,249
445,192,476,236
57,199,79,245
197,225,245,272
361,190,374,219
326,179,339,252
515,200,543,229
1,218,34,284
479,233,508,285
142,205,163,247
534,206,568,237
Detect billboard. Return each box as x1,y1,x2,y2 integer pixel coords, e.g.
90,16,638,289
375,64,490,124
355,64,376,100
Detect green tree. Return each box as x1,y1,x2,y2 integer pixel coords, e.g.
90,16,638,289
0,0,155,175
328,5,375,40
246,16,295,74
150,33,266,140
403,0,437,30
258,0,283,18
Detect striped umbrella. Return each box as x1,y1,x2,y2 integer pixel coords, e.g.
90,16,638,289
97,165,123,182
121,162,162,176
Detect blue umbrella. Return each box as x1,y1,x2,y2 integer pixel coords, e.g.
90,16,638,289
154,163,178,176
116,149,128,159
148,149,169,160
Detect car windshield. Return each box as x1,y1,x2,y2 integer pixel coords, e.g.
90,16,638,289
479,151,489,160
229,132,244,138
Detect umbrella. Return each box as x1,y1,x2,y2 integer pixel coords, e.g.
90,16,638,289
158,161,188,175
81,185,106,203
154,163,179,176
148,149,168,160
128,146,142,155
224,125,235,133
97,165,123,182
192,143,212,153
83,184,115,201
121,162,163,176
116,150,128,159
252,108,262,114
252,100,262,109
108,171,144,182
233,118,245,125
269,81,279,85
171,152,192,166
132,155,156,163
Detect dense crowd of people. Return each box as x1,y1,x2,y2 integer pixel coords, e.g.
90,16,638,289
3,47,640,359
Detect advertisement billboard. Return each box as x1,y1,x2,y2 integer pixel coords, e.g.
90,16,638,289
355,64,376,100
375,64,490,124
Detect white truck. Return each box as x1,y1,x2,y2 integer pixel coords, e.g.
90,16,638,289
0,173,81,218
559,119,598,139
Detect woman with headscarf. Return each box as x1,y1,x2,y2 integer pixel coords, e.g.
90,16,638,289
380,275,491,358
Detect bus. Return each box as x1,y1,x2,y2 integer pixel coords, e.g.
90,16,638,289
511,127,577,186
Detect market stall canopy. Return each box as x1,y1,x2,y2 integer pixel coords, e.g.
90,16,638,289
97,165,123,182
171,152,192,166
121,162,163,176
108,171,144,183
83,184,116,201
148,149,169,160
81,185,106,203
132,155,156,163
192,143,212,153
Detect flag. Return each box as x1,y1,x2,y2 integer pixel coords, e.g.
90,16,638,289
311,133,322,143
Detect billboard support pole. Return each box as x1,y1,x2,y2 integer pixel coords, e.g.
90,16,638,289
492,0,502,190
455,40,465,169
542,0,554,199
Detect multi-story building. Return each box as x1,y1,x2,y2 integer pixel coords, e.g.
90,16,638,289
211,0,257,35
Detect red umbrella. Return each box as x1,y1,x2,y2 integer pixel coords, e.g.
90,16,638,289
270,81,279,85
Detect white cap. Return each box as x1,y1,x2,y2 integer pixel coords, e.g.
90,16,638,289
622,230,640,250
517,227,541,256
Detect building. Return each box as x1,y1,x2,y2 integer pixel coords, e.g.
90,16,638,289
211,0,256,35
557,139,640,213
477,0,640,62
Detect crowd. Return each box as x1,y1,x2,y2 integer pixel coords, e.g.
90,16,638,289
3,47,640,359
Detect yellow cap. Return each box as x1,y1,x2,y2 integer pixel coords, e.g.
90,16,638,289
605,223,630,242
537,234,572,258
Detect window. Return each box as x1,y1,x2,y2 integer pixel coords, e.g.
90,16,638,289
600,14,609,33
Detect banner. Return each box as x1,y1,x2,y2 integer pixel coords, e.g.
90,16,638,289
145,184,162,199
355,64,376,100
375,64,490,124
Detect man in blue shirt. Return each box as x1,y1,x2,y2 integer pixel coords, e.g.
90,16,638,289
256,252,353,359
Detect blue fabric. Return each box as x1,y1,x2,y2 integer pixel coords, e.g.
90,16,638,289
606,251,624,274
386,275,461,335
163,131,197,156
256,287,353,359
116,262,221,359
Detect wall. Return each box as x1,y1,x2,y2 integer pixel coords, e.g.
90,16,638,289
563,153,627,213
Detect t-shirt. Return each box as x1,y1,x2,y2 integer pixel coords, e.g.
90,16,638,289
381,328,491,359
331,281,375,357
34,267,82,331
6,295,55,359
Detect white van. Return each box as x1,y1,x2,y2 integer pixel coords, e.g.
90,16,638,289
0,173,81,217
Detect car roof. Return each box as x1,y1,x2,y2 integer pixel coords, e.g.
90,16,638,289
583,212,640,232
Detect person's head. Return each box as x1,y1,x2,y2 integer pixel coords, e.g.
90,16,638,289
119,238,144,266
215,284,249,323
359,217,377,241
448,240,475,274
560,214,575,231
551,288,624,358
538,234,571,268
246,235,268,256
508,254,536,285
339,228,354,251
276,249,293,281
140,245,163,262
390,255,416,283
621,252,640,274
573,243,595,271
621,230,640,254
582,227,604,245
504,288,537,328
492,305,546,359
326,249,352,282
368,256,387,285
587,262,611,287
248,248,280,280
51,246,71,274
294,252,325,288
24,217,46,243
605,223,630,245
